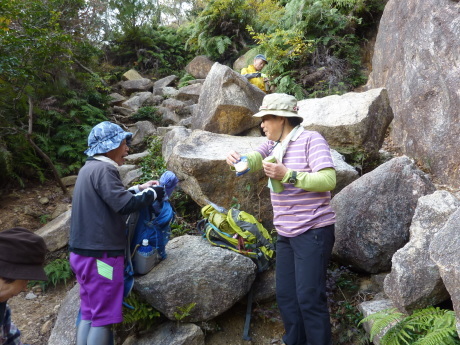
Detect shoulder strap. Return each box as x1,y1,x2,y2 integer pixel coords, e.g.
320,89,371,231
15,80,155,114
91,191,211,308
230,209,275,251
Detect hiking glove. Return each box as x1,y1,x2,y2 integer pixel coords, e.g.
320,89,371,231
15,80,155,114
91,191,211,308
153,186,165,200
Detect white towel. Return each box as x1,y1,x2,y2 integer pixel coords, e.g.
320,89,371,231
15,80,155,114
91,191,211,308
267,125,304,192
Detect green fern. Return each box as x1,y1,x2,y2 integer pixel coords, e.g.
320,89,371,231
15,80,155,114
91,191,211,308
174,302,196,321
360,307,460,345
28,258,73,291
123,293,160,329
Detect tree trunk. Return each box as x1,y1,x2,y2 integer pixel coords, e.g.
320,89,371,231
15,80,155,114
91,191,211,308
27,96,68,195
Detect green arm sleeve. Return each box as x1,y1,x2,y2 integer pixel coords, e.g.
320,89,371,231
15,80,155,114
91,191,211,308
245,151,263,172
281,167,336,192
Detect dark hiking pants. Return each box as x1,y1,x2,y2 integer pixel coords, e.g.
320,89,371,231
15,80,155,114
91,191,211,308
276,225,335,345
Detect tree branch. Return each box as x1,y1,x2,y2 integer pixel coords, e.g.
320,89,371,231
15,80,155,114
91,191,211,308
73,58,109,87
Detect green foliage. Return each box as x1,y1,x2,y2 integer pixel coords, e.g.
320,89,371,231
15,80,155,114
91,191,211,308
178,73,196,88
45,259,73,288
0,0,110,185
184,0,254,61
105,25,192,77
170,222,190,237
327,264,369,344
174,302,196,321
122,293,161,330
39,214,51,225
360,307,460,345
168,190,202,237
138,136,167,183
246,0,384,98
33,90,108,176
273,74,307,100
29,258,74,291
131,106,162,125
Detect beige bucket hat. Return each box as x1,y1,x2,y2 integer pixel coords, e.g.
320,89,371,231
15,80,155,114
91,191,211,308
253,93,303,119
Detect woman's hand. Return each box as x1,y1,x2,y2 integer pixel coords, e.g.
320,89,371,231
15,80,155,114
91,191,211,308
226,150,241,166
262,160,288,180
138,180,159,191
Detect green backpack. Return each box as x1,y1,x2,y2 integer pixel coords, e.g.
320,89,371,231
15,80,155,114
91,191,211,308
198,204,276,272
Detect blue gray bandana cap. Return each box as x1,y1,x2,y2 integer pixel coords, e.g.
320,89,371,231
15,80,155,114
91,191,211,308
84,121,133,156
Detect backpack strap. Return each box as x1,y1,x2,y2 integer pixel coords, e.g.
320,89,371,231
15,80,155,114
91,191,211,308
230,208,275,251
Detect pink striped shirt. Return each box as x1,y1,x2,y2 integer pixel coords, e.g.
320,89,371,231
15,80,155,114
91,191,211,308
255,130,336,237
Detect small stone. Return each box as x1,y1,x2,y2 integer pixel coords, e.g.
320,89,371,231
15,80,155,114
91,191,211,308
25,292,37,300
39,197,49,205
40,320,53,334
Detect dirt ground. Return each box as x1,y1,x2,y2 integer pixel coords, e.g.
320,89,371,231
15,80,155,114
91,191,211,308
0,181,286,345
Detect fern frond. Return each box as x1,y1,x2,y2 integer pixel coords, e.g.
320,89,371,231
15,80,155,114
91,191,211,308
57,144,74,156
360,308,405,342
379,316,415,345
414,326,460,345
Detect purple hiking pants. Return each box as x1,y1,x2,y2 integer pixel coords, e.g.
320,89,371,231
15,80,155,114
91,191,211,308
70,252,124,327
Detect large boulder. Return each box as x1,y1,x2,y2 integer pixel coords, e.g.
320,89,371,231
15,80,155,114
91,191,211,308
330,150,359,195
191,63,264,135
430,208,460,336
120,78,154,95
35,209,71,252
153,75,177,90
165,129,272,228
164,128,359,230
122,91,153,112
122,69,143,81
331,156,436,273
158,106,181,125
134,235,257,322
384,191,460,312
367,0,460,187
185,55,215,79
48,284,79,345
162,126,192,163
126,322,204,345
109,92,127,106
176,83,202,103
298,88,393,157
127,121,157,147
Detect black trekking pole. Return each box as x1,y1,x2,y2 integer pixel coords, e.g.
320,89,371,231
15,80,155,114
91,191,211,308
242,285,254,341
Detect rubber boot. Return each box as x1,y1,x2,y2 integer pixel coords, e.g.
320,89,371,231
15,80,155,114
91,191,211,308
76,320,91,345
86,325,112,345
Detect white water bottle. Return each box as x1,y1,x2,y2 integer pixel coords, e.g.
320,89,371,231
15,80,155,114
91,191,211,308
137,239,154,257
133,239,160,274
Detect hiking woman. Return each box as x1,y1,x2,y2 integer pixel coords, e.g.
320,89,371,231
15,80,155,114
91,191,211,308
69,121,165,345
226,93,336,345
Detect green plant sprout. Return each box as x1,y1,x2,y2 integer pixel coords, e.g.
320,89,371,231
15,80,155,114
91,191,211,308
174,302,197,322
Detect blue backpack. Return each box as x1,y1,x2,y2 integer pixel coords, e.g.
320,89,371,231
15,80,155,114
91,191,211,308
123,171,178,303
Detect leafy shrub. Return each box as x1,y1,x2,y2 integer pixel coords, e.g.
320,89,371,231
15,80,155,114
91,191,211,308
138,136,167,183
29,258,73,291
178,73,196,88
247,0,385,98
122,293,161,330
105,25,192,77
360,307,460,345
33,90,109,177
184,0,255,62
